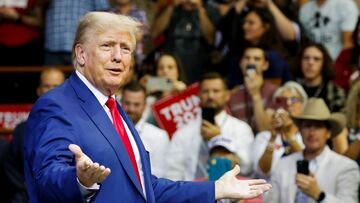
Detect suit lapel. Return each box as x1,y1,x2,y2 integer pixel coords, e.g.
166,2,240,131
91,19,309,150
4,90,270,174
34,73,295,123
69,73,146,199
118,104,155,202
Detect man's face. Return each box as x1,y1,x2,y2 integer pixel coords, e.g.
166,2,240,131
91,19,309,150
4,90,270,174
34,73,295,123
76,30,133,96
299,120,330,154
301,46,323,81
121,90,146,124
199,79,229,112
37,70,65,96
239,48,268,76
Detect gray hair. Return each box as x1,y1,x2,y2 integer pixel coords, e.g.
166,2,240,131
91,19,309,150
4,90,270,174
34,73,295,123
72,11,141,63
272,81,308,104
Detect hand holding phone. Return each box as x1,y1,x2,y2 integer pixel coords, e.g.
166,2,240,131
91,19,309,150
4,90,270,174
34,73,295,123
201,107,216,124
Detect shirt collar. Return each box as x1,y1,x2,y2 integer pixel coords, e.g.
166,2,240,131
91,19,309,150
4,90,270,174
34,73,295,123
215,110,227,126
76,70,111,107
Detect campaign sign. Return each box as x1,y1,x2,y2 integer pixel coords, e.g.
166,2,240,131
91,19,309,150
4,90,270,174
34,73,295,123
0,104,31,130
152,83,200,138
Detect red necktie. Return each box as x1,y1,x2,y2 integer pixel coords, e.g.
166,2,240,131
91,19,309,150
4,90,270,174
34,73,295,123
106,97,142,187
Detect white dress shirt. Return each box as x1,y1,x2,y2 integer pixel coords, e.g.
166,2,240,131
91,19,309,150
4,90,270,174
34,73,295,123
135,118,169,177
76,71,146,194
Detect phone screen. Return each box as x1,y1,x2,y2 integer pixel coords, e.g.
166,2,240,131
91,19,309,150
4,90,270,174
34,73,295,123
296,160,309,175
201,107,216,124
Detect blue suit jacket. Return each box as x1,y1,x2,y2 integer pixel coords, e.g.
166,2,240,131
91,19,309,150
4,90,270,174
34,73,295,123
24,73,215,203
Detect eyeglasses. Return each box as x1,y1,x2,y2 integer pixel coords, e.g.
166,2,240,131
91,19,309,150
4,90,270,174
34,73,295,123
275,97,302,107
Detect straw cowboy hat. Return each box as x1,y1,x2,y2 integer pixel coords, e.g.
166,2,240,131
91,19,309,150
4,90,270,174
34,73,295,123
292,98,346,137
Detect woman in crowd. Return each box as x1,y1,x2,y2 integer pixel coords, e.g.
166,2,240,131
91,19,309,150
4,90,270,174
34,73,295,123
140,53,187,125
293,43,346,112
227,7,292,87
252,81,306,179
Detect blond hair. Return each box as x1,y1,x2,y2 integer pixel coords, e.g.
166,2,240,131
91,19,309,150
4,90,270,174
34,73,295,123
72,11,141,63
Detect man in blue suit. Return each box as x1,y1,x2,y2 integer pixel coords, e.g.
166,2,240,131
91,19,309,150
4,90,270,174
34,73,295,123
24,11,271,203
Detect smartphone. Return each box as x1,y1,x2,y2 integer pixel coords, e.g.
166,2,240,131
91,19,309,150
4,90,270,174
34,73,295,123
207,157,232,181
146,76,173,93
296,160,309,175
201,107,216,124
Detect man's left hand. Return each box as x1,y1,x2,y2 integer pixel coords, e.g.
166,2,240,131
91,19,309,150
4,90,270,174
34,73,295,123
215,165,272,200
296,173,322,200
201,120,221,141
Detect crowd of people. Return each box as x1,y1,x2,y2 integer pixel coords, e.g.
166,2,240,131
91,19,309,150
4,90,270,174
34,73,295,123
1,0,360,202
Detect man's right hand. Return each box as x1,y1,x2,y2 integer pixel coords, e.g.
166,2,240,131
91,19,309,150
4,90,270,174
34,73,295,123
69,144,111,187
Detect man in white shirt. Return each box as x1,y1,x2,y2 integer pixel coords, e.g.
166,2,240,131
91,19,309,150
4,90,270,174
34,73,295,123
265,98,359,203
121,81,169,177
165,72,254,181
299,0,358,59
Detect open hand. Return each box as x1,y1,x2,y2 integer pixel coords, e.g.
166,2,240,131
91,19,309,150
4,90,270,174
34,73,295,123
69,144,111,187
215,165,272,200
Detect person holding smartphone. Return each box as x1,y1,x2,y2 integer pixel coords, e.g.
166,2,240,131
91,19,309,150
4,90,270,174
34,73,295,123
227,46,278,133
265,98,359,203
165,72,254,181
252,81,306,179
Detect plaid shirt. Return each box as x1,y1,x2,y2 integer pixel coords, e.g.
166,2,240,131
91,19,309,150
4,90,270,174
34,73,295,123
45,0,109,52
298,79,346,112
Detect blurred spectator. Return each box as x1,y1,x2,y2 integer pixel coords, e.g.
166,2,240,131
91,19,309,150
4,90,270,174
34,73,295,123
151,0,220,84
265,98,359,203
335,17,360,92
165,72,254,181
139,53,187,126
225,7,292,88
44,0,109,65
343,81,360,165
227,46,277,132
109,0,150,66
299,0,358,60
252,81,306,179
267,98,360,203
3,68,65,203
293,43,346,112
0,0,44,66
121,82,169,177
140,53,187,96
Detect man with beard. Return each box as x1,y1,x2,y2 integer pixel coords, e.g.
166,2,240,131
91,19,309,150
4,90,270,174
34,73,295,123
165,72,254,181
121,81,169,177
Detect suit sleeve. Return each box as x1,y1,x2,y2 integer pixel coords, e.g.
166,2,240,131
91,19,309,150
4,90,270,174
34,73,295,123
24,98,85,203
151,175,215,203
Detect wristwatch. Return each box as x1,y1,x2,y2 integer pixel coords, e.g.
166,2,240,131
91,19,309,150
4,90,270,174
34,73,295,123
317,191,325,202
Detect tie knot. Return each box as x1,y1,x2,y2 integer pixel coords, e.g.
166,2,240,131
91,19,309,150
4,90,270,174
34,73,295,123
106,97,117,110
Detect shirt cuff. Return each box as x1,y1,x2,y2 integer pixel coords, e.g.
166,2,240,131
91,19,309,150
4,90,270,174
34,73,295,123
77,178,100,202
